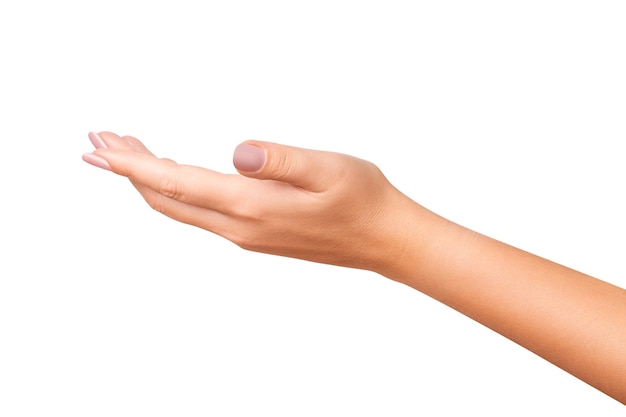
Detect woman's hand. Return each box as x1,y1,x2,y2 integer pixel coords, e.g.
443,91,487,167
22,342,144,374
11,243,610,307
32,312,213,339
82,131,428,272
83,131,626,402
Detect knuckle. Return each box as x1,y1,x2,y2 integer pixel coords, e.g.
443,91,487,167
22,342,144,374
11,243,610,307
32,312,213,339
158,173,184,201
233,235,255,251
145,192,169,215
230,200,263,220
219,219,269,253
219,192,266,220
271,151,297,181
232,231,264,253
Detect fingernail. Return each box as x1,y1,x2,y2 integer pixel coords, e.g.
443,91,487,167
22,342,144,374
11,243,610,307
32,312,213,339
88,131,107,149
82,153,111,171
233,143,266,172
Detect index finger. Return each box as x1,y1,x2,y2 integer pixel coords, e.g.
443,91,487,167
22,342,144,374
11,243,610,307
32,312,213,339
93,148,246,214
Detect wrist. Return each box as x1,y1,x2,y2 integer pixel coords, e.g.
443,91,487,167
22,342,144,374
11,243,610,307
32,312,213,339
368,190,457,288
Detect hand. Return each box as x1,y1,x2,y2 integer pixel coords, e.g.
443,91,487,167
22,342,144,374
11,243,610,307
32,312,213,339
82,131,426,272
83,132,626,403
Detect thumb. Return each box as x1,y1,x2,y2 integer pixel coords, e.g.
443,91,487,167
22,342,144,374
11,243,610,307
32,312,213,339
233,140,339,191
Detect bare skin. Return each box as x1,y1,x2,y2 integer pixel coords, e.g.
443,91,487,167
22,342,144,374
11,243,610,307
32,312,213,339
83,131,626,404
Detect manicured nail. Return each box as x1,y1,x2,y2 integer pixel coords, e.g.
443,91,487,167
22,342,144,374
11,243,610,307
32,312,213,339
233,143,266,172
88,131,107,149
82,153,111,171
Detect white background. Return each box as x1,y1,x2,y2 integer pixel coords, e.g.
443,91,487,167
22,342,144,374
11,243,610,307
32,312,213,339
1,1,625,415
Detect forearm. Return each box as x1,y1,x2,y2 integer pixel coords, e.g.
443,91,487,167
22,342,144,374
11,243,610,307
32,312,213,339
377,195,626,403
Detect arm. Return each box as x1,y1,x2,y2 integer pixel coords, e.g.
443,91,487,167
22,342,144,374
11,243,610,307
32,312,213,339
384,202,626,403
83,131,626,403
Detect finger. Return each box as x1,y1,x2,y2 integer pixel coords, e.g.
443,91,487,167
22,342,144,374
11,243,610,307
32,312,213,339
128,183,262,252
89,131,155,155
129,180,233,233
106,154,258,244
232,140,348,192
83,131,151,173
93,148,248,214
88,131,107,149
122,135,156,156
97,131,137,151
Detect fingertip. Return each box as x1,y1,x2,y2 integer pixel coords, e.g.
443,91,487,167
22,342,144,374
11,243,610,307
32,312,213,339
233,142,266,173
82,152,112,171
96,131,135,151
88,131,107,149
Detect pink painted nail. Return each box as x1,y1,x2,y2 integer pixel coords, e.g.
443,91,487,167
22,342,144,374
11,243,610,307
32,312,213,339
233,143,266,172
88,131,107,149
82,153,111,171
